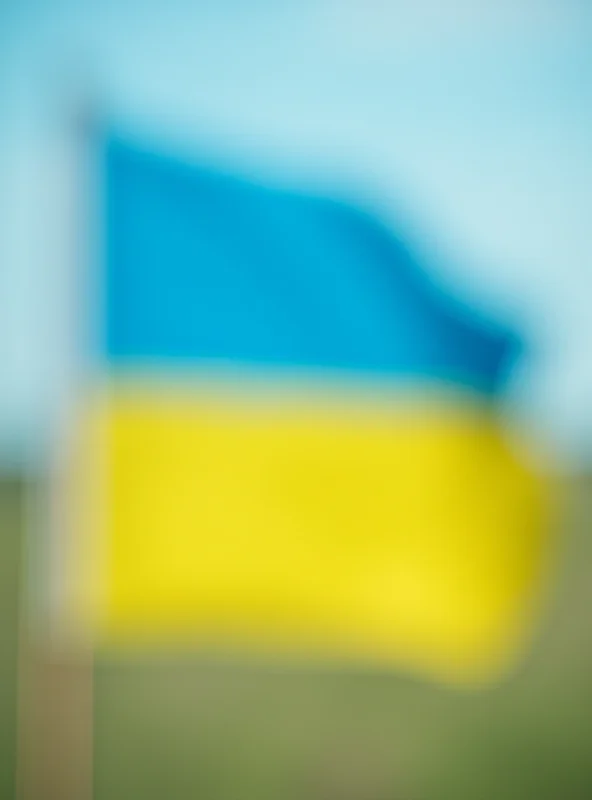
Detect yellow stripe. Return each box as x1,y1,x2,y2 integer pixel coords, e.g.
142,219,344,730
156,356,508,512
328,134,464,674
72,384,551,684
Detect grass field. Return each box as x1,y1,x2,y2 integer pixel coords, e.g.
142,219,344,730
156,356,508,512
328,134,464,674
2,475,592,799
0,478,21,800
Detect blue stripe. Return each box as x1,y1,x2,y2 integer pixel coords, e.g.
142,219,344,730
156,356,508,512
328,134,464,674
104,135,519,395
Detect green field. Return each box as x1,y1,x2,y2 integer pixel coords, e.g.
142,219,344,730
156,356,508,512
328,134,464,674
0,478,22,800
2,476,592,799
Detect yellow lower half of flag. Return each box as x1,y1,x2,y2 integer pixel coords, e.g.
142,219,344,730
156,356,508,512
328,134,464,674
71,383,551,684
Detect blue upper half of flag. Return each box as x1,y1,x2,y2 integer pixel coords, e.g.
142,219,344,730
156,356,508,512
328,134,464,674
103,134,519,395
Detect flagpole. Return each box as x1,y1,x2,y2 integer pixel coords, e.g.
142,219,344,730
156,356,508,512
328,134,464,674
15,88,97,800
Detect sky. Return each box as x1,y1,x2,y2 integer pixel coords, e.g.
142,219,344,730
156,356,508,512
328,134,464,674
1,0,591,468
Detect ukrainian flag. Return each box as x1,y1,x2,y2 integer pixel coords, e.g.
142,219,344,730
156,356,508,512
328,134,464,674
73,133,551,685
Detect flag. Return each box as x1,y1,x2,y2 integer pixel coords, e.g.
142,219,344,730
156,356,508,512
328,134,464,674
69,132,550,684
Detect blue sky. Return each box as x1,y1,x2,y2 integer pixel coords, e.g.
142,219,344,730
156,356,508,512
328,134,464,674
1,0,591,467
